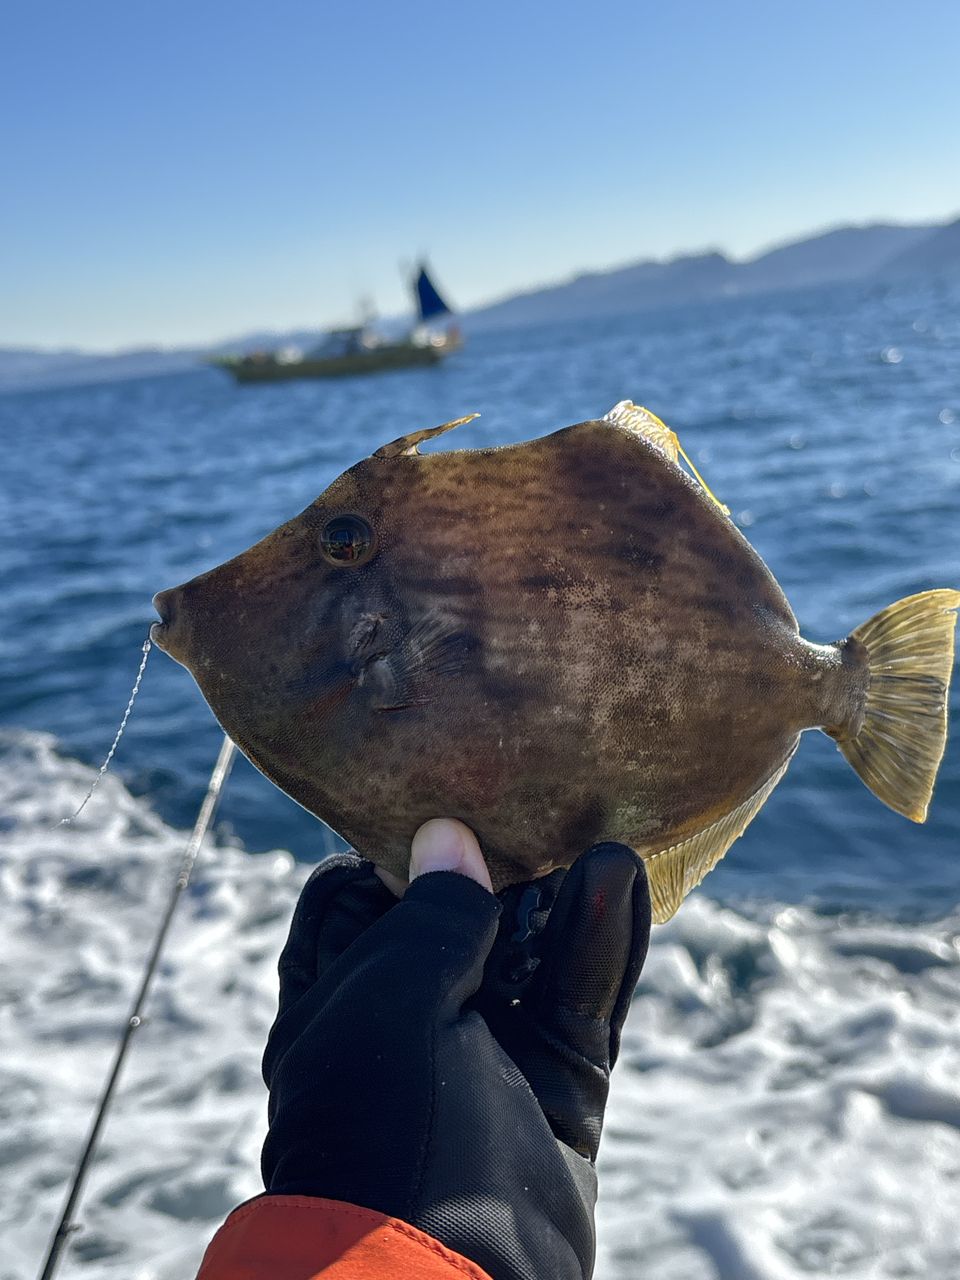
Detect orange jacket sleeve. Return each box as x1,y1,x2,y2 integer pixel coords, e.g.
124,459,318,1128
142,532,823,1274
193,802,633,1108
195,1194,494,1280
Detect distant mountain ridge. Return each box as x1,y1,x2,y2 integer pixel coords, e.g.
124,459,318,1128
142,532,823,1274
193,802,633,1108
465,222,938,330
878,218,960,279
2,215,958,391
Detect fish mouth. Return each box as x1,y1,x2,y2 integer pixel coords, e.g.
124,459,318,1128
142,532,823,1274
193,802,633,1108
150,588,185,658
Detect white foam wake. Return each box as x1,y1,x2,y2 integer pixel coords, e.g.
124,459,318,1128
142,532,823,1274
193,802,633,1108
1,730,958,1279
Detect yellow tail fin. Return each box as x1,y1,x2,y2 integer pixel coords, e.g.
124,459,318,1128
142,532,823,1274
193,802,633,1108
838,589,960,821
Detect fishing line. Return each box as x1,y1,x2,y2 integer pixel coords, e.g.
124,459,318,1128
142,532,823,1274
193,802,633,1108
38,733,237,1280
59,635,152,825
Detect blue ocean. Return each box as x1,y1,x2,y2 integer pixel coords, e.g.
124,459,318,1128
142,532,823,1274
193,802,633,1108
2,279,959,1279
4,278,959,912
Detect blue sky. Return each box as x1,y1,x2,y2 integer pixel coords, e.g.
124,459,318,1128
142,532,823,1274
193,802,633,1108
3,1,958,350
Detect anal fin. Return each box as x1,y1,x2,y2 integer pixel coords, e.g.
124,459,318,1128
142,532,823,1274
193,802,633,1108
640,746,796,923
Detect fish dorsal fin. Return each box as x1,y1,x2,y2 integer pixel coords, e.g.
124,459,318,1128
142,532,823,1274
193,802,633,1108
639,746,796,922
374,413,480,460
603,400,730,516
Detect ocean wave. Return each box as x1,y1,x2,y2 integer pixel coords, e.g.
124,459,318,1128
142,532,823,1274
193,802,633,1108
2,730,958,1279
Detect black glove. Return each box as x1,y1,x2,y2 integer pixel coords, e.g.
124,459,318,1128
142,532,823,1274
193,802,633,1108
261,842,651,1280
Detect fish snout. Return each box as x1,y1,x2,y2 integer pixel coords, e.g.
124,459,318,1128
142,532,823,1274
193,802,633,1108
151,585,191,661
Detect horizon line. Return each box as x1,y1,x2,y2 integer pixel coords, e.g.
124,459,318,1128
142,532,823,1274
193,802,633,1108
6,210,956,359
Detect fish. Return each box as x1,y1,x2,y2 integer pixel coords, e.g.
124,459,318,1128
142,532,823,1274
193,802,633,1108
150,403,960,922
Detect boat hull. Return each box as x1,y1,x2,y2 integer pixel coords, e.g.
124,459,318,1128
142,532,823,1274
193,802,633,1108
213,342,453,384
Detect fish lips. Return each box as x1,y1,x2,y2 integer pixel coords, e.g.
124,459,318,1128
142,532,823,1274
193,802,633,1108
150,586,191,664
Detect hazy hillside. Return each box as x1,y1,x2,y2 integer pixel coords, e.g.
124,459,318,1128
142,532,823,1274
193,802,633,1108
467,222,936,330
0,346,202,392
0,347,105,384
734,223,931,292
467,251,739,329
0,332,335,393
205,328,333,356
879,217,960,279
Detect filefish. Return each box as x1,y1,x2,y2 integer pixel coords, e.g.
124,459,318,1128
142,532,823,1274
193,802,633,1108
151,404,959,921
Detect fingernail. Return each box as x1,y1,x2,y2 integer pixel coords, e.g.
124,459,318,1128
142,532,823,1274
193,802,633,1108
410,818,468,878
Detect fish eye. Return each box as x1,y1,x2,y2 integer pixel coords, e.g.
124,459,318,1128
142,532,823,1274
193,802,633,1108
319,514,376,566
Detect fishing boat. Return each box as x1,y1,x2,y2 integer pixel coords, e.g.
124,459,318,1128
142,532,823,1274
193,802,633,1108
212,264,462,384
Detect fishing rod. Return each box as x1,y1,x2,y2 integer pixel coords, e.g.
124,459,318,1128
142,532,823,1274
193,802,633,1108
38,733,237,1280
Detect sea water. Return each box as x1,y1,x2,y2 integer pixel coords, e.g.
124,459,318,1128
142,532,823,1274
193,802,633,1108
1,277,959,1278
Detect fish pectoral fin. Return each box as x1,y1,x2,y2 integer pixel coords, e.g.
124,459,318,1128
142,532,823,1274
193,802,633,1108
368,616,474,711
403,614,474,677
374,413,480,459
603,400,730,516
641,747,796,923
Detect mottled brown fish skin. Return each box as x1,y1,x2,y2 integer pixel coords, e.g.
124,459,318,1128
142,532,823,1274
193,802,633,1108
152,420,869,889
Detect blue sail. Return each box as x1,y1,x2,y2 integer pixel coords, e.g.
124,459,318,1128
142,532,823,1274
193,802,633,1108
414,264,452,322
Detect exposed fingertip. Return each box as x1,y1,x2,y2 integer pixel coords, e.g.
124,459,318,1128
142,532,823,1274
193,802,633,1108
409,818,494,892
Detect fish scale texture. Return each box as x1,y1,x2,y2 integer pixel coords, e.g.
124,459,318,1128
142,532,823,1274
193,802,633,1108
153,418,826,911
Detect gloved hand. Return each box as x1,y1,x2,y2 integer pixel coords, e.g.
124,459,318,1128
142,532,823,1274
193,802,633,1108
261,821,651,1280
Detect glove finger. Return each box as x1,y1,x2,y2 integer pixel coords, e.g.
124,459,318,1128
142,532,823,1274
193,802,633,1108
355,870,502,1018
276,853,396,1015
530,842,650,1067
266,849,499,1097
278,869,500,1052
472,847,648,1158
264,854,395,1090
